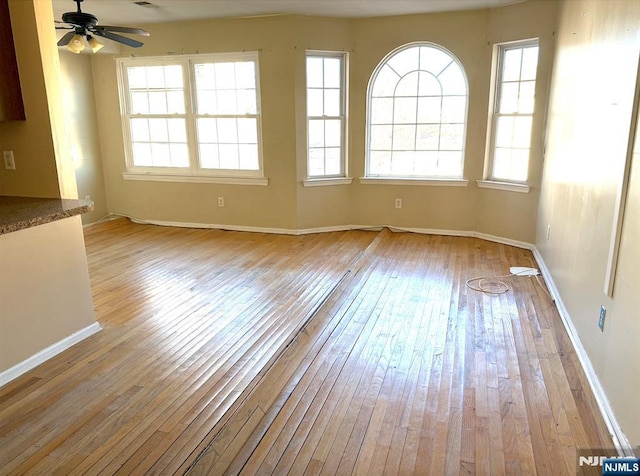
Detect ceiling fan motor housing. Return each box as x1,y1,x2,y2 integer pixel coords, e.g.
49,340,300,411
61,11,98,28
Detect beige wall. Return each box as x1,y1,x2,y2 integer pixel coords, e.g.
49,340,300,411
59,52,108,223
0,0,60,197
537,0,640,448
0,216,96,374
92,1,558,241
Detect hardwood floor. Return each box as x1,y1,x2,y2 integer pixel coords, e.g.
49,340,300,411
0,219,611,475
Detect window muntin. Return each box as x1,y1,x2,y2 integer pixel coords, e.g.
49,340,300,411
488,41,539,182
366,43,468,179
118,53,262,178
306,52,347,178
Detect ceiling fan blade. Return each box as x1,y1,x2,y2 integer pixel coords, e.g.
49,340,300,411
94,30,144,48
95,25,150,36
57,31,76,46
55,26,74,30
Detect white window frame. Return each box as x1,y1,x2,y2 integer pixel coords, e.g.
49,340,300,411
117,52,267,185
304,50,349,184
481,38,539,192
363,42,469,185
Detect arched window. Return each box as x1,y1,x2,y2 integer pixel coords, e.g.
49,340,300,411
366,43,468,178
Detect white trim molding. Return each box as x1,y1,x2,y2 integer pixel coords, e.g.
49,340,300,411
532,248,633,456
0,322,102,387
122,173,269,186
303,177,354,187
477,179,530,193
359,177,469,187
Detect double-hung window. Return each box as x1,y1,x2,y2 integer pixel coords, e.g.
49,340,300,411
118,52,264,182
485,40,539,184
366,43,468,181
306,51,347,179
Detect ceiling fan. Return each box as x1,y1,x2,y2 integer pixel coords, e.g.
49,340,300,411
56,0,150,54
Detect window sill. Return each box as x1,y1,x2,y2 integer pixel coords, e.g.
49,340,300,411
303,177,353,187
122,172,269,186
476,180,530,193
359,177,469,187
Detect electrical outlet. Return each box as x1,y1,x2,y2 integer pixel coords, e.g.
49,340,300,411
598,305,606,331
3,151,15,170
546,225,551,240
395,198,402,209
217,197,224,207
85,195,91,202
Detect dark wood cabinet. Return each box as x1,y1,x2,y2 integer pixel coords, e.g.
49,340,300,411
0,0,25,121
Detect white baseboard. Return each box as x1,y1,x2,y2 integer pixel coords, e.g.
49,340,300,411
0,322,102,388
121,215,537,249
532,248,633,456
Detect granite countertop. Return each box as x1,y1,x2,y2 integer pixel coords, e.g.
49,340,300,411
0,196,94,235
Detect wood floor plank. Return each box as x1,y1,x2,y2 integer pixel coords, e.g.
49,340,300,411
0,221,614,475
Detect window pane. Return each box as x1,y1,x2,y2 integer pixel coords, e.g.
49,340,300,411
518,81,536,113
308,120,325,147
217,118,238,143
394,97,417,124
438,63,466,95
130,118,149,141
417,97,441,123
324,58,341,88
197,90,217,114
371,98,393,124
197,118,218,143
493,148,512,179
325,119,342,147
164,65,183,88
217,90,238,114
237,118,257,143
395,72,419,97
438,151,463,176
521,47,539,81
372,65,399,97
167,118,187,143
239,144,259,170
308,148,325,176
167,91,185,114
127,67,147,89
237,89,257,114
307,57,323,88
169,143,189,167
387,47,419,76
419,47,453,76
308,89,324,116
416,124,439,150
151,143,171,166
146,66,166,88
418,72,441,96
512,116,532,148
393,124,416,150
440,124,464,150
325,148,341,175
441,96,466,123
498,82,519,114
132,142,152,166
219,144,239,168
148,91,168,114
324,89,341,116
215,63,236,89
511,148,529,181
194,63,216,86
370,125,393,150
369,151,391,175
495,116,514,148
148,119,168,141
130,92,149,114
502,48,522,82
199,144,219,169
391,151,416,175
414,151,438,175
235,62,256,89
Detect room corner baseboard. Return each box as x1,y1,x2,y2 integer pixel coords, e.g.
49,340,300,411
0,322,102,388
532,248,633,456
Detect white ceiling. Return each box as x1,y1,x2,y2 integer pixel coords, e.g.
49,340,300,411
52,0,524,26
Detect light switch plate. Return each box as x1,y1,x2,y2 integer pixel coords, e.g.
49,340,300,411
3,151,15,170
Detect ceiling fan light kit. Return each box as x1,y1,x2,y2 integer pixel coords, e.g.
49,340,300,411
56,0,149,53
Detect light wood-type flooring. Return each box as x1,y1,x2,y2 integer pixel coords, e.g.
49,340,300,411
0,219,612,475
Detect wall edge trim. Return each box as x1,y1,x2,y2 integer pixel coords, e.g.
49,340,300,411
0,322,102,388
532,247,633,456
